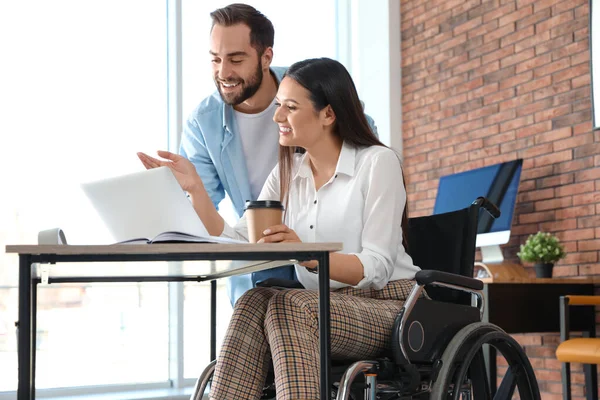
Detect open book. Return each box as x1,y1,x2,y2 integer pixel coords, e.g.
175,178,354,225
119,231,246,245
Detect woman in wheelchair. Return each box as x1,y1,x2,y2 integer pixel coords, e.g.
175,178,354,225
138,57,421,399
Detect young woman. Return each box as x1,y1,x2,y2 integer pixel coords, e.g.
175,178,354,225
138,57,420,400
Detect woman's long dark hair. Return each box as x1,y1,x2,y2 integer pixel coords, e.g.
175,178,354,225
278,57,409,249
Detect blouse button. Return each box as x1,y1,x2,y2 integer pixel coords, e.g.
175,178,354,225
310,225,314,229
335,174,338,178
313,200,317,204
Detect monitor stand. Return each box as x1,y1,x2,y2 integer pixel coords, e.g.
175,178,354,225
480,244,504,264
475,245,529,282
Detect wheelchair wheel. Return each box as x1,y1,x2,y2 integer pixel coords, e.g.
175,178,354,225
190,360,216,400
430,322,540,400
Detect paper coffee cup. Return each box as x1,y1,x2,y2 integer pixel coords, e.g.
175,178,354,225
244,200,284,243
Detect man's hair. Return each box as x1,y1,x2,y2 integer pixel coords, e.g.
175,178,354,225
210,3,274,55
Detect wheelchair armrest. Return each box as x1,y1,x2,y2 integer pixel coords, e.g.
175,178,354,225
415,270,483,291
255,278,305,289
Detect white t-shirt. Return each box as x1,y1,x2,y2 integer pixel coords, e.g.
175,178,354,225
221,141,421,290
234,101,280,200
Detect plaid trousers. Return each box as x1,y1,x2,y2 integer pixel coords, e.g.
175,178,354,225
209,279,416,400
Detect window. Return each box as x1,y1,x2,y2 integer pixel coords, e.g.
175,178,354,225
0,0,169,391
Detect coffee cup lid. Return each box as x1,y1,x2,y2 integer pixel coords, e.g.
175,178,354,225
244,200,284,210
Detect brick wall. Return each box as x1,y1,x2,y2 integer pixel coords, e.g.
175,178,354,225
401,0,599,398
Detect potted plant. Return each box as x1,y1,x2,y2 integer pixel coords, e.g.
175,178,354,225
517,231,566,278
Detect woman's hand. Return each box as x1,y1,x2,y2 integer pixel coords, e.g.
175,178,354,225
257,224,302,243
257,225,318,269
137,151,203,193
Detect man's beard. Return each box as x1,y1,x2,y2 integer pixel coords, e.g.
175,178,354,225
215,61,263,106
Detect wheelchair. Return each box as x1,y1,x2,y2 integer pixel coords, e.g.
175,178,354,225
190,197,540,400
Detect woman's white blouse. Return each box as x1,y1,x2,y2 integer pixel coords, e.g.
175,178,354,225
221,142,420,290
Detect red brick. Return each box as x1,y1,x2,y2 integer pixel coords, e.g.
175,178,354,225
453,16,483,36
500,48,535,68
574,167,600,182
470,61,501,79
414,121,440,136
552,39,589,62
535,197,573,211
454,160,484,173
520,142,553,159
556,205,596,220
484,109,517,126
501,115,534,132
535,10,574,33
533,149,572,167
554,157,595,173
554,134,594,152
425,129,452,142
483,131,516,146
533,58,571,79
441,132,469,147
535,34,574,55
483,23,516,43
555,182,595,198
467,19,499,39
483,87,517,105
467,104,499,120
522,165,554,180
578,239,600,252
483,3,516,23
553,62,590,84
468,146,500,160
537,172,574,187
534,80,571,102
466,125,500,139
572,137,600,157
516,75,551,95
556,228,596,240
500,93,534,112
532,127,572,145
519,188,555,202
572,73,591,89
516,8,552,30
564,251,598,264
540,218,577,232
550,18,587,39
516,120,551,138
534,104,571,122
482,45,515,65
467,82,499,100
501,25,536,48
455,139,484,154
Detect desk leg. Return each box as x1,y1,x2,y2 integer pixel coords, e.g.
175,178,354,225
210,280,217,361
317,252,331,400
17,255,33,400
31,279,37,399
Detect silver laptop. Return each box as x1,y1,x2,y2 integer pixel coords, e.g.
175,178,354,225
81,166,211,243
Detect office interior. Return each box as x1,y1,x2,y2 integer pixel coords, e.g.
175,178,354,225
1,0,599,399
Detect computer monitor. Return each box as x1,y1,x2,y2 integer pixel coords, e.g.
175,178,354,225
433,159,523,263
